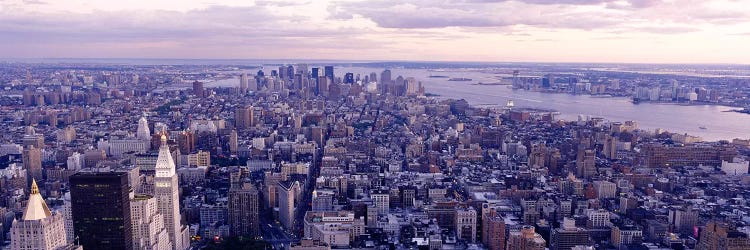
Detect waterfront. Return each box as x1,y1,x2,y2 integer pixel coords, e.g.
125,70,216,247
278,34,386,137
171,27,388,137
208,66,750,141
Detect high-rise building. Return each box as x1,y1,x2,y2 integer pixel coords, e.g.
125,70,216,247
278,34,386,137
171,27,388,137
324,66,334,81
177,130,196,154
239,73,249,94
550,218,590,250
344,73,354,84
192,81,204,98
696,221,750,250
507,226,546,250
154,135,190,250
10,180,69,250
70,172,133,250
229,129,238,154
22,146,42,185
228,182,259,238
668,206,698,235
576,149,596,178
278,180,300,230
235,106,254,130
131,194,172,250
483,214,506,250
137,116,151,141
380,69,392,85
455,207,477,243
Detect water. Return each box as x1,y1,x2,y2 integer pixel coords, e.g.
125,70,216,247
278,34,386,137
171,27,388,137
211,66,750,141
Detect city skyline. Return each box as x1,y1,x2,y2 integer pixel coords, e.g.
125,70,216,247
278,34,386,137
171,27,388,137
1,0,749,64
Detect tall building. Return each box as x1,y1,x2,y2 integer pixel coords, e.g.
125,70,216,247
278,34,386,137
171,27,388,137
278,180,301,230
23,146,42,185
344,73,354,84
10,180,69,250
70,172,133,250
239,73,249,94
192,81,204,98
228,182,259,238
229,129,238,154
235,106,254,129
131,194,172,250
550,218,590,250
380,69,392,84
696,221,750,250
483,215,506,250
668,206,698,235
324,66,334,81
154,135,189,250
507,226,546,250
455,207,477,243
576,149,596,178
137,116,151,141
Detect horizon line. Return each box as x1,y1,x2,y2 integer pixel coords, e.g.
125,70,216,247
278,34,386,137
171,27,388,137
1,57,748,67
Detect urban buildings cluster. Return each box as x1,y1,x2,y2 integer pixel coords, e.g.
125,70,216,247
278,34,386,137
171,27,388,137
0,61,749,250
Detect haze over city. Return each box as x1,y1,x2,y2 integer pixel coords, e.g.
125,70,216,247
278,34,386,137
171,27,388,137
4,1,750,250
1,0,750,63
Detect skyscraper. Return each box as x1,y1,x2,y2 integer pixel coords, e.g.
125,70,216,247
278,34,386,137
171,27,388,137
22,146,42,186
239,73,248,94
154,135,189,250
137,116,151,141
576,149,596,178
324,66,334,81
11,180,69,250
235,106,254,130
192,81,204,98
228,182,259,238
131,194,172,250
277,180,300,230
70,172,133,250
344,73,354,84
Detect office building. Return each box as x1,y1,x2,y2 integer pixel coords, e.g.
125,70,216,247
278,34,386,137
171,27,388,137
228,182,259,238
696,221,750,250
550,218,590,250
70,172,133,250
235,106,254,129
10,180,69,250
507,226,546,250
23,146,42,185
131,194,172,250
154,135,189,250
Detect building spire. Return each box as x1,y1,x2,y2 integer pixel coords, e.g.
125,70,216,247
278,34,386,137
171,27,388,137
30,178,39,195
22,178,52,220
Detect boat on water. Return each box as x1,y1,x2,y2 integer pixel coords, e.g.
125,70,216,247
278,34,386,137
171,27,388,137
699,126,707,130
506,100,515,108
448,77,472,81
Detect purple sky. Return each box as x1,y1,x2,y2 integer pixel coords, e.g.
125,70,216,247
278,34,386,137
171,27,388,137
0,0,748,64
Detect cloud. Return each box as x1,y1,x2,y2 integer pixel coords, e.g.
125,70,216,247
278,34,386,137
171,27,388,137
332,0,622,30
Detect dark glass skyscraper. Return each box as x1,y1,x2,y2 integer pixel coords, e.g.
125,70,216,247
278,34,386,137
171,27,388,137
70,172,132,250
324,66,334,81
344,73,354,84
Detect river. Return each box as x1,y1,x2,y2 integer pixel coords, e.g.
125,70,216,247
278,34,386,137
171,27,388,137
207,66,750,141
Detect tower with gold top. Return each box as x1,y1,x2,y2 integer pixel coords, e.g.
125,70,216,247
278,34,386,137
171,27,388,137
154,134,189,250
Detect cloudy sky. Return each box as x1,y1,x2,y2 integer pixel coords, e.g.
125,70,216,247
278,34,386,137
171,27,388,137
1,0,748,64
